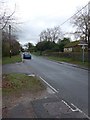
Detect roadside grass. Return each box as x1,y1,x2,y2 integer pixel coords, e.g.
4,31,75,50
32,52,41,56
2,55,22,65
2,73,46,95
46,56,88,68
0,59,2,64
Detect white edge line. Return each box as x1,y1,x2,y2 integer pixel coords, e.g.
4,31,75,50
39,76,58,93
62,100,78,112
71,103,90,119
39,76,90,119
71,103,83,113
62,100,90,119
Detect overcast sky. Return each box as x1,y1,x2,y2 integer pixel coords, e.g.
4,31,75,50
7,0,89,45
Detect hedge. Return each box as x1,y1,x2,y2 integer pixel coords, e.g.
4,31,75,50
42,51,88,62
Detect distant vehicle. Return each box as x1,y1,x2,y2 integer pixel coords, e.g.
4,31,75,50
23,52,31,59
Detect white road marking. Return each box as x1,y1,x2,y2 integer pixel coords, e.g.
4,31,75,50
28,74,35,77
39,76,90,119
39,76,58,93
62,100,90,119
71,103,90,119
62,100,79,112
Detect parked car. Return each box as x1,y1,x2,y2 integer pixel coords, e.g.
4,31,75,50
23,52,31,59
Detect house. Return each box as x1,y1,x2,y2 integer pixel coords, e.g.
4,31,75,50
64,40,88,52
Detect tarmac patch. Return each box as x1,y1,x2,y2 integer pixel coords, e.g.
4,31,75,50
43,101,71,118
31,96,87,118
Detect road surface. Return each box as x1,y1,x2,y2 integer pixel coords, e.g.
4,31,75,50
3,55,88,115
25,55,88,114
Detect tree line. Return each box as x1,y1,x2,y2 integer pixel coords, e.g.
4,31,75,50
34,5,89,54
1,1,89,57
39,26,63,42
24,37,70,55
0,1,21,57
2,30,21,57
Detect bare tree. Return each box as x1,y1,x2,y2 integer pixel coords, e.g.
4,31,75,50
0,1,16,30
51,26,62,42
39,30,47,41
71,6,88,43
39,26,63,42
47,28,52,41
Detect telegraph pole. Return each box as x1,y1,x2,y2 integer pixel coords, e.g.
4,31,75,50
88,1,90,118
88,2,90,66
88,2,90,47
9,25,11,58
0,29,2,59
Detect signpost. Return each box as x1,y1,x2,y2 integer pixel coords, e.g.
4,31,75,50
78,43,88,63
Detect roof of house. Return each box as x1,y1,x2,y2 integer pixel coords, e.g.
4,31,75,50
64,41,80,48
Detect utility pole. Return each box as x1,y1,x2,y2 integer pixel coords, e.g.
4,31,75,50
0,29,2,54
88,2,90,48
9,25,11,58
0,29,2,119
88,2,90,118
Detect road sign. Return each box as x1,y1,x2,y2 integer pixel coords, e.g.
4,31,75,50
78,44,88,46
82,46,85,49
78,43,88,63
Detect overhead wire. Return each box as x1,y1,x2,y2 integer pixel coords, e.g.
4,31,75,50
59,3,88,27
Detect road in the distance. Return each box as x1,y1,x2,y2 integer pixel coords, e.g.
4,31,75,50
25,55,88,114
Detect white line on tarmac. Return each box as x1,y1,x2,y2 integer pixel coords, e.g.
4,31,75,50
62,100,79,112
62,100,90,119
39,76,90,119
39,76,58,93
71,103,90,119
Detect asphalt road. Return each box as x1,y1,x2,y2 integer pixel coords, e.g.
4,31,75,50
3,55,88,115
24,55,88,115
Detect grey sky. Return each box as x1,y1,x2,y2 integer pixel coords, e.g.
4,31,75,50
7,0,89,45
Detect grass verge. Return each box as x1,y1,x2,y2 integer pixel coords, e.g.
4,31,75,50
32,52,41,56
2,55,22,64
0,59,2,64
2,73,45,95
46,56,88,68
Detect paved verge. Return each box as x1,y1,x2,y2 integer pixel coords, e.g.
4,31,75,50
3,94,88,119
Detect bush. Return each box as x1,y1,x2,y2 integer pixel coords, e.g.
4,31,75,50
43,51,88,62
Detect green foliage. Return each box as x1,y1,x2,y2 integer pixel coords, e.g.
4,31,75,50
47,56,88,68
20,46,25,52
64,40,79,48
2,41,10,56
42,51,88,62
36,41,59,54
2,55,22,64
3,73,46,95
58,37,70,52
2,31,20,57
24,42,35,52
35,37,70,54
27,42,34,52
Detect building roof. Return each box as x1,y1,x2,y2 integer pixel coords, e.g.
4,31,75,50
64,41,80,48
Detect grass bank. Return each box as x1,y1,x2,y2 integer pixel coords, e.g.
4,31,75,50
2,55,22,64
2,73,45,95
46,56,88,68
32,51,88,68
